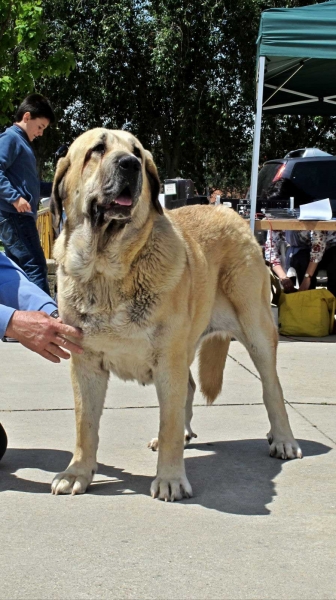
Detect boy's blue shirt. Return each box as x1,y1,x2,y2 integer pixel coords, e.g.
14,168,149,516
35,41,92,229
0,125,40,218
0,252,56,337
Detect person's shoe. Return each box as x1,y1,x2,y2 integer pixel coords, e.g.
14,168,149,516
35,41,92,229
0,423,8,460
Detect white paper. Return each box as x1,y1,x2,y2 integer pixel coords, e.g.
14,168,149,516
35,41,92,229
164,183,176,195
299,198,332,220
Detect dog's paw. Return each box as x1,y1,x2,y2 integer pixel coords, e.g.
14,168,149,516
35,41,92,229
150,475,193,502
51,465,94,495
267,431,302,460
148,437,159,452
148,430,197,452
184,429,197,446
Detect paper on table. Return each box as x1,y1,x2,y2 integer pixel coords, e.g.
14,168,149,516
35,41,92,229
299,198,332,220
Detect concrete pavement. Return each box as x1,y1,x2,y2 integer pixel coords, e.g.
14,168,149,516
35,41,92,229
1,336,336,599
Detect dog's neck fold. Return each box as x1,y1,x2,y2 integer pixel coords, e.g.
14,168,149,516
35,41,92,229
56,210,158,283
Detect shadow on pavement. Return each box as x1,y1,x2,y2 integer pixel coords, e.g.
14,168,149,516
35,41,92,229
183,438,331,515
0,438,331,516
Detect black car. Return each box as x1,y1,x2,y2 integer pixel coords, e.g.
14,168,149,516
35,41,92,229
256,148,336,209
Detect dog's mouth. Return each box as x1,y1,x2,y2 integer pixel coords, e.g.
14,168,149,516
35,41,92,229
90,186,135,226
114,188,133,207
101,185,133,213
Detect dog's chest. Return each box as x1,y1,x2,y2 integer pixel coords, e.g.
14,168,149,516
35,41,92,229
86,320,157,384
69,287,159,385
90,329,156,384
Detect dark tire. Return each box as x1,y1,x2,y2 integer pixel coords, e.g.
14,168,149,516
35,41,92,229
0,423,8,460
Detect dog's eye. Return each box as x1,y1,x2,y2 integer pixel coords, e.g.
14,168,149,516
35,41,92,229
83,143,106,167
92,143,105,155
133,147,142,160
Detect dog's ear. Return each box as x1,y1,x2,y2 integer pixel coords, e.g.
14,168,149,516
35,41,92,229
144,150,163,215
50,156,70,232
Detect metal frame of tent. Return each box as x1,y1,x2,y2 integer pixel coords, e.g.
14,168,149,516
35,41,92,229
249,0,336,231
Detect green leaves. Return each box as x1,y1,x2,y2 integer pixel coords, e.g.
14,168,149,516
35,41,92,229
0,0,74,125
3,0,331,192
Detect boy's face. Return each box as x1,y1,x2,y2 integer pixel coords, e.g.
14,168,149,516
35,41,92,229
22,112,50,141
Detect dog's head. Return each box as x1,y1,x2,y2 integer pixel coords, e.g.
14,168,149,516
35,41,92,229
51,129,162,233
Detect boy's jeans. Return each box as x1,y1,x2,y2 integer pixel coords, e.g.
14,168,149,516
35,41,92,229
0,210,50,295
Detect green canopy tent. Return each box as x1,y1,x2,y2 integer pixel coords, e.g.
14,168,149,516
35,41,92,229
250,0,336,229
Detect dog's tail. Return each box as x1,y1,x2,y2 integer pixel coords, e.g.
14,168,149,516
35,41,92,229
198,335,230,405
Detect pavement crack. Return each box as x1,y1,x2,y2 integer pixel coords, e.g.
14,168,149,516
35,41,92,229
283,401,336,446
228,354,336,446
2,352,335,446
228,353,259,379
0,402,266,413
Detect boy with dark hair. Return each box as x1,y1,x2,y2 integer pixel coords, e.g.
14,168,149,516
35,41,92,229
0,94,56,294
14,93,55,124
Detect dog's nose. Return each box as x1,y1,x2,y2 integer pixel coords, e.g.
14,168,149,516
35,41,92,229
119,155,141,172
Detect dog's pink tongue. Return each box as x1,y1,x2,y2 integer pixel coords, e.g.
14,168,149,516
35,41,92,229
115,196,132,206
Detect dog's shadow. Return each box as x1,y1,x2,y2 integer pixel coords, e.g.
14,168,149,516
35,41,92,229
0,438,331,515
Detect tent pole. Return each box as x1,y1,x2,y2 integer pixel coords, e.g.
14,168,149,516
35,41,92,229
249,56,265,232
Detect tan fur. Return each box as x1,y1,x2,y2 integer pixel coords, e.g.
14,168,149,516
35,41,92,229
198,335,230,404
50,128,302,501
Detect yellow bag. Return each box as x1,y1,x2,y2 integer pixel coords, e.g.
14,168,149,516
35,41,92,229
278,288,336,337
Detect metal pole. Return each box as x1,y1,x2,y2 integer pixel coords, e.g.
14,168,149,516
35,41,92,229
249,56,265,232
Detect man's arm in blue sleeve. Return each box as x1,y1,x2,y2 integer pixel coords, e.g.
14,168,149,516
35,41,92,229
0,252,57,337
0,134,22,203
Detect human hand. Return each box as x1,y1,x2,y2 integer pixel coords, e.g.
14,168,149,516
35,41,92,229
5,311,83,363
13,197,32,213
280,277,295,293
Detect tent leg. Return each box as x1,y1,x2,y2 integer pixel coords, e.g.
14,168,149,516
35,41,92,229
249,56,265,232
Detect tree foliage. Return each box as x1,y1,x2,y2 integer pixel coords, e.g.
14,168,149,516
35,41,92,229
20,0,336,193
0,0,74,126
39,0,261,190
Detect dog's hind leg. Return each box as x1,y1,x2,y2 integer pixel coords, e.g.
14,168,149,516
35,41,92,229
230,277,302,460
51,355,109,495
148,369,197,451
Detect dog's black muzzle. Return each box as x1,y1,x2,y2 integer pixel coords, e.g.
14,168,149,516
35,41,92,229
90,153,142,227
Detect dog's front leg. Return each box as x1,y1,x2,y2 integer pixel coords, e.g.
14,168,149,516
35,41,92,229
151,362,193,502
51,354,109,495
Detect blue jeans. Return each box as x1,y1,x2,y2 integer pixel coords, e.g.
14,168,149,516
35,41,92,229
0,210,50,295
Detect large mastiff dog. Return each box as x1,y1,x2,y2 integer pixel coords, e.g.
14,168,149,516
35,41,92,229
50,129,302,501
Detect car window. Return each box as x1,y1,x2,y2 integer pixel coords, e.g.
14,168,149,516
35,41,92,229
291,161,336,200
257,163,282,198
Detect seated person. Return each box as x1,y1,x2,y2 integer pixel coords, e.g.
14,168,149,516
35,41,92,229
264,229,336,296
